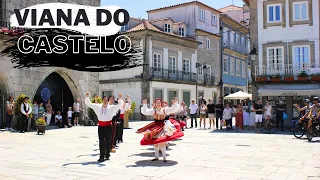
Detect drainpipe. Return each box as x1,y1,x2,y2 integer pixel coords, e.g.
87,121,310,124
219,21,224,101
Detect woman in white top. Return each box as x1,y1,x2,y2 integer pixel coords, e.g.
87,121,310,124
199,103,207,129
243,100,250,128
249,101,256,129
264,101,272,119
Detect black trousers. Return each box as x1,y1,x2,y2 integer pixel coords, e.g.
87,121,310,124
98,125,112,159
6,114,13,128
276,114,284,130
19,116,28,132
226,118,233,129
117,118,124,142
190,114,197,127
111,120,117,148
216,113,223,129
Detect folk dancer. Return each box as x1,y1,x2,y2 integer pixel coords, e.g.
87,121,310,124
117,97,131,143
108,95,118,153
137,98,184,162
20,97,32,133
84,92,126,162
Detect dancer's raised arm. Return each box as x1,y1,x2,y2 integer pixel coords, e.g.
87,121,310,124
85,92,100,110
108,93,125,116
123,96,132,111
141,99,154,116
164,97,180,115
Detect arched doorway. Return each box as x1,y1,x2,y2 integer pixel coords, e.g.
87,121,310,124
34,72,74,114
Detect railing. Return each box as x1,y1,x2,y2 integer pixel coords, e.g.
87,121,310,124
149,67,216,85
225,43,248,55
255,63,320,77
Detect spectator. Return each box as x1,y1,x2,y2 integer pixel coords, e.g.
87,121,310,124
55,111,64,128
73,98,81,126
235,103,243,131
31,100,39,130
223,103,234,130
249,101,256,130
38,103,45,118
20,97,32,133
189,99,198,128
67,107,73,127
264,101,272,120
254,99,263,132
5,96,14,131
215,100,224,130
45,100,53,126
276,100,286,131
206,99,215,129
199,103,207,129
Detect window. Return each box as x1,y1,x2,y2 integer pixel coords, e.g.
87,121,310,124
230,31,235,49
267,47,283,71
120,24,128,32
198,36,203,48
169,56,177,73
168,90,177,103
293,46,310,70
206,39,211,50
102,91,112,97
164,23,171,33
197,65,203,75
230,58,235,75
183,59,190,74
183,91,191,107
211,14,217,26
154,89,163,100
178,27,185,36
153,53,162,71
206,65,211,76
223,58,228,73
199,9,205,21
267,4,282,23
241,36,245,53
236,59,240,76
242,61,246,78
236,34,240,50
223,28,229,46
293,1,308,21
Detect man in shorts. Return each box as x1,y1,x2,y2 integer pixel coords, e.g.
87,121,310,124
73,98,81,126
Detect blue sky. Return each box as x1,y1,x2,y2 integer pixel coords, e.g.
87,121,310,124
101,0,245,19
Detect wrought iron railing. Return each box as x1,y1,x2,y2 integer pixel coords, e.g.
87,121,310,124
149,67,216,85
255,63,320,77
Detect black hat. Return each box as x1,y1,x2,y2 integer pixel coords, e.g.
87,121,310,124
23,96,29,100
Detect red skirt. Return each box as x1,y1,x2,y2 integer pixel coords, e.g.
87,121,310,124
136,120,184,145
169,118,181,130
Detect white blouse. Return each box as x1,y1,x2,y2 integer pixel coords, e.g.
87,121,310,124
141,103,180,116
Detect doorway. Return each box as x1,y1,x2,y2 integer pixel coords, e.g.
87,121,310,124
34,72,74,114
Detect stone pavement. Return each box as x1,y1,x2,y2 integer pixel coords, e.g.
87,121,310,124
0,120,320,180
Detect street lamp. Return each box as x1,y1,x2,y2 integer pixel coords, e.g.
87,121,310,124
249,45,258,61
249,45,258,99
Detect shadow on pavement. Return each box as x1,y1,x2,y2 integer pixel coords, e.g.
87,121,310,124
77,153,100,158
128,152,170,157
62,161,106,167
208,129,294,136
146,147,172,151
126,160,178,167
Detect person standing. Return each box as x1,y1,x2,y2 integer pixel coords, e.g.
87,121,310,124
118,97,131,143
206,99,215,129
31,100,39,130
243,100,250,129
235,103,243,131
5,96,14,131
20,97,32,133
45,100,53,126
67,107,73,127
223,103,234,130
199,103,207,129
264,101,272,120
84,92,125,162
249,101,256,129
276,100,286,131
215,100,224,130
73,98,81,126
254,99,263,132
189,99,198,128
38,103,45,119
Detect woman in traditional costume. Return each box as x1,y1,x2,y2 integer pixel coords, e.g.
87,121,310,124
137,97,184,162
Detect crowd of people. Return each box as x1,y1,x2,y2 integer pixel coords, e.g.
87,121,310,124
2,95,85,133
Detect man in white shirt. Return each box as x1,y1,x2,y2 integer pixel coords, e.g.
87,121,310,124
189,99,198,128
20,97,32,133
55,111,64,128
85,92,126,162
223,103,234,130
73,98,81,126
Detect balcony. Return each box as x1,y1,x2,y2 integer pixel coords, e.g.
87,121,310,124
254,63,320,82
149,67,216,86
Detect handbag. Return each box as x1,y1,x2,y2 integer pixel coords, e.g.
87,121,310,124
223,120,226,127
283,112,288,120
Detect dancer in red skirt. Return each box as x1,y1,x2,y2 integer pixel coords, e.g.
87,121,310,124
137,97,184,162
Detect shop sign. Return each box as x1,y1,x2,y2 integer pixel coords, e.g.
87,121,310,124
281,92,298,96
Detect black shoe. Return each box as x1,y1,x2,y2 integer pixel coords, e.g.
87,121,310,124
115,145,119,148
97,158,105,162
190,126,193,128
105,156,110,160
164,159,167,163
151,158,159,161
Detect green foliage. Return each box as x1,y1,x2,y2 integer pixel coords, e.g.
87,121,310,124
36,117,46,126
14,94,33,118
298,71,308,77
131,102,136,111
270,73,281,78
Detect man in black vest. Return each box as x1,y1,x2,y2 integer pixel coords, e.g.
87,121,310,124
215,100,223,130
206,99,215,129
20,97,32,133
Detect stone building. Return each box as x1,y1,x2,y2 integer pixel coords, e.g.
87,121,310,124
0,0,100,128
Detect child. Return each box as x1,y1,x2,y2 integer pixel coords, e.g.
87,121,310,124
67,107,73,127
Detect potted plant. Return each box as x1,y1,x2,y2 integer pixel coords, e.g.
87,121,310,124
36,117,46,135
297,71,309,81
311,73,320,81
255,75,268,82
270,73,281,82
283,74,294,82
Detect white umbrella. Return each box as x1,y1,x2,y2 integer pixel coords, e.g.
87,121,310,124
224,91,252,100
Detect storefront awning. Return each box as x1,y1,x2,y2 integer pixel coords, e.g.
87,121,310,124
258,84,320,96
